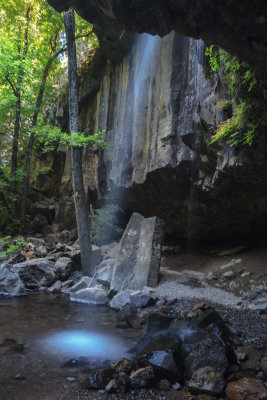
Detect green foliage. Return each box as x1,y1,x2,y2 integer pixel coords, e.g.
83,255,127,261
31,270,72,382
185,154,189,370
205,45,262,146
35,124,108,151
0,235,28,261
0,1,99,232
216,100,232,112
90,204,122,245
210,102,260,146
205,45,258,94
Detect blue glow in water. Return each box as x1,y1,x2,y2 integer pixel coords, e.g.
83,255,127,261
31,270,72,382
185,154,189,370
40,330,128,360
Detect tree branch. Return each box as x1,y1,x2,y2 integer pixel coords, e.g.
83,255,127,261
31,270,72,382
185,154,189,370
5,75,18,97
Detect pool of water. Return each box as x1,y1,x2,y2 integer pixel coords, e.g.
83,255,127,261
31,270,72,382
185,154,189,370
0,293,138,400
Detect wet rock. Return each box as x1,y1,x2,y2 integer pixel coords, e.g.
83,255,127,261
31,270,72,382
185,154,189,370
222,271,235,279
69,245,102,267
81,368,116,390
31,214,48,232
130,289,157,308
137,335,183,382
26,237,46,247
188,366,225,395
96,259,114,286
242,286,267,315
111,358,135,375
110,213,165,291
117,304,143,329
130,366,155,389
110,288,157,310
70,287,108,305
48,280,62,292
159,379,171,390
69,276,92,292
62,358,89,368
0,264,26,296
58,230,71,244
226,377,267,400
248,298,267,314
192,308,221,329
12,258,55,289
54,257,73,280
221,259,242,270
109,289,132,310
101,242,119,260
14,373,25,380
147,312,174,334
105,375,130,393
66,376,76,382
35,245,48,258
182,332,228,379
61,279,74,290
173,382,181,390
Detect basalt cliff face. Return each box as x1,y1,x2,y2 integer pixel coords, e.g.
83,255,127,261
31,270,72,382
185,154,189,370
38,29,267,242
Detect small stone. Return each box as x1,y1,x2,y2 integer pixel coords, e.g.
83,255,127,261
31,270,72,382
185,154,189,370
193,302,206,311
66,377,76,382
241,271,251,278
188,366,225,395
222,271,235,279
14,373,25,380
112,358,135,374
186,311,198,319
159,379,171,390
172,382,181,390
130,367,154,389
229,281,237,291
206,272,216,281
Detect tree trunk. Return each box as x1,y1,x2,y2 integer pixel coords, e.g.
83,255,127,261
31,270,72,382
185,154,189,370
20,34,60,226
10,6,30,216
20,57,53,225
64,9,93,276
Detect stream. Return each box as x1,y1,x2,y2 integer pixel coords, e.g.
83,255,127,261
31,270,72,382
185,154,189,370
0,293,138,400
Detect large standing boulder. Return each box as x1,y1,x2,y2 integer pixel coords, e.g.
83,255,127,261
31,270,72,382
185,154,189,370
110,213,165,291
12,259,55,289
0,264,26,296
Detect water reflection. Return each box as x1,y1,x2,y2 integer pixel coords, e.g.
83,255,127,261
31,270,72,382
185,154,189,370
40,330,128,360
0,293,137,400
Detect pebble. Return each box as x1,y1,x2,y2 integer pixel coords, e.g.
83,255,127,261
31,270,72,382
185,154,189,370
223,270,235,278
14,373,25,380
172,382,181,390
66,377,76,382
241,272,251,277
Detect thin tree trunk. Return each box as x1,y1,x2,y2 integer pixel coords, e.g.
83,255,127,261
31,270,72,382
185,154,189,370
9,6,30,215
20,35,60,225
64,9,93,276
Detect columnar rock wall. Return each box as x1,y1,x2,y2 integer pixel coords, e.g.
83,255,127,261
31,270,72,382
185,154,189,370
55,31,267,241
